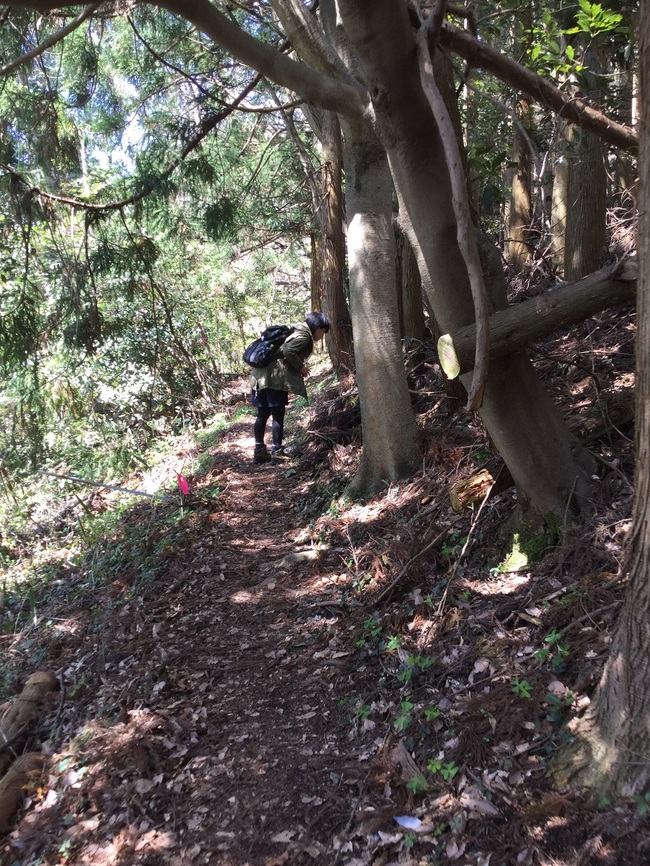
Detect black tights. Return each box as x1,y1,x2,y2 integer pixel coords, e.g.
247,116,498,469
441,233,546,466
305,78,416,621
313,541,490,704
254,406,285,450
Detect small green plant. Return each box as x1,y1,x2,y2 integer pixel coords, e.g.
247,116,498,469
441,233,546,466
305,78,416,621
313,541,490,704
355,617,382,647
426,756,459,784
534,630,570,670
633,791,650,815
440,761,459,781
441,531,466,558
387,634,403,650
357,704,371,720
394,700,414,731
402,831,416,848
512,677,532,699
406,774,427,794
396,654,434,682
424,707,441,722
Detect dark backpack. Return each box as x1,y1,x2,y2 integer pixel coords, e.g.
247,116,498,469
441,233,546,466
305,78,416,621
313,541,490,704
243,325,295,368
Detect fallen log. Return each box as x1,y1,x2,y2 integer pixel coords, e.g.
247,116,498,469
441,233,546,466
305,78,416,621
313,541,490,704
438,260,637,380
0,671,59,777
0,752,46,833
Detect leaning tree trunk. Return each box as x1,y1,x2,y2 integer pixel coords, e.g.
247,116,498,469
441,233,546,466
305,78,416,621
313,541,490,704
551,4,650,797
339,0,593,519
340,122,420,496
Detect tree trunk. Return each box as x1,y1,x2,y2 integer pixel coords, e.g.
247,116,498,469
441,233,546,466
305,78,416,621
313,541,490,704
564,128,608,280
550,120,570,275
397,232,426,354
340,122,421,496
319,110,354,373
339,0,593,519
551,3,650,798
505,101,532,269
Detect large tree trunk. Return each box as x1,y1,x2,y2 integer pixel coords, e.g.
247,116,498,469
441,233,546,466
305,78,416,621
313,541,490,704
339,0,593,519
319,110,354,373
551,3,650,798
340,123,421,495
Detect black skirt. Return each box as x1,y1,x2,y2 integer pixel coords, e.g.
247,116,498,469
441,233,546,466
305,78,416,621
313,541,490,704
251,387,289,408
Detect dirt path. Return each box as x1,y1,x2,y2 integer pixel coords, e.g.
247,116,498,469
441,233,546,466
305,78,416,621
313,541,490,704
1,392,645,866
2,422,381,866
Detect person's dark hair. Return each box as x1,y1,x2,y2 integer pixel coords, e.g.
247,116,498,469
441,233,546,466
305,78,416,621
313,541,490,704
305,311,330,334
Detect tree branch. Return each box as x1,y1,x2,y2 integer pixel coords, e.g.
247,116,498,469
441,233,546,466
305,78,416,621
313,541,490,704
0,72,263,213
0,0,366,117
0,2,101,76
155,0,366,118
416,6,491,411
440,22,638,155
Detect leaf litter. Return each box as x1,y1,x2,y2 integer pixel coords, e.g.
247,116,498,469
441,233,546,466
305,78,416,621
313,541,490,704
1,306,648,865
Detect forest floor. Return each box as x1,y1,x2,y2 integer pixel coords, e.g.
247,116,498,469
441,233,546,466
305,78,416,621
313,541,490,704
1,299,647,866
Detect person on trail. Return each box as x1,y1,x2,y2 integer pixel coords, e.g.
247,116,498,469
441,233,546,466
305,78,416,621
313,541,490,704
250,311,330,465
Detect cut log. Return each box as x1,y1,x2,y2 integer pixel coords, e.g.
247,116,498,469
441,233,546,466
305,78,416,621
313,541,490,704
0,671,59,776
438,261,637,379
0,752,46,832
450,465,514,513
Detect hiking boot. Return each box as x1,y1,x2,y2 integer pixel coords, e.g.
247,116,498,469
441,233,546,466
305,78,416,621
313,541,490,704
271,447,289,465
253,446,272,464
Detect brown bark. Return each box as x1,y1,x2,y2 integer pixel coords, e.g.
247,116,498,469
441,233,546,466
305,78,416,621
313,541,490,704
439,22,638,155
397,235,426,354
319,111,354,373
0,753,46,832
0,671,58,777
310,230,323,312
438,262,636,379
505,103,532,269
550,2,650,797
550,120,570,274
450,465,513,513
564,130,608,280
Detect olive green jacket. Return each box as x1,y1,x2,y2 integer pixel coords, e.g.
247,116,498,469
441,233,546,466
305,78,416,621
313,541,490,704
249,322,314,398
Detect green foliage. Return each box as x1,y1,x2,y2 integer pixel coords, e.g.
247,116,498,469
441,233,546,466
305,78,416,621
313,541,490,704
512,677,532,699
0,6,315,479
534,630,570,670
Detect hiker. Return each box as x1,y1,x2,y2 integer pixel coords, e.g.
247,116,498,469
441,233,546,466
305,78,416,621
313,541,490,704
250,311,330,465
